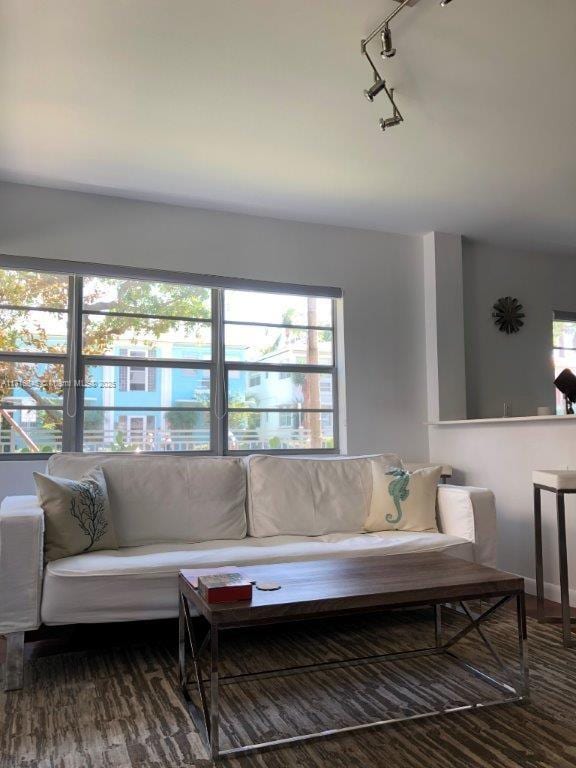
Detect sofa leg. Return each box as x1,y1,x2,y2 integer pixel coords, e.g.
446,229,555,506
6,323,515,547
3,632,25,691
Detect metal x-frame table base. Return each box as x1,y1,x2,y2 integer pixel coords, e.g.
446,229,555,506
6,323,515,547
178,594,529,762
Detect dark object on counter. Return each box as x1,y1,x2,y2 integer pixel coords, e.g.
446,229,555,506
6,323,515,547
554,368,576,415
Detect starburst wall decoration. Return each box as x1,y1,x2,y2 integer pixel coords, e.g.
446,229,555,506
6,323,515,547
492,296,525,334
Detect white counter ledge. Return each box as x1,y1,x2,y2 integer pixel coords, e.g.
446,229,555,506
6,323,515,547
429,414,576,426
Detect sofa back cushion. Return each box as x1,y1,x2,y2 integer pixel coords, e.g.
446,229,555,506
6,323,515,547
46,454,246,546
246,453,403,537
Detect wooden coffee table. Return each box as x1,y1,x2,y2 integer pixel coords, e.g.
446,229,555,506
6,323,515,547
178,552,529,761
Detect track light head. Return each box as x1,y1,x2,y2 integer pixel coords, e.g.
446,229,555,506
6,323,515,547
379,115,402,132
380,25,396,58
364,78,387,102
439,0,454,6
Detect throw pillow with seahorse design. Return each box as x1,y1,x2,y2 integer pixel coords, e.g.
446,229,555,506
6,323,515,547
364,464,442,533
385,468,410,524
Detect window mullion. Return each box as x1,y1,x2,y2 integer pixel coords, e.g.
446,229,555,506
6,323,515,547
224,362,335,374
80,355,210,368
331,299,339,452
61,276,76,451
212,288,225,455
73,275,85,451
0,352,68,364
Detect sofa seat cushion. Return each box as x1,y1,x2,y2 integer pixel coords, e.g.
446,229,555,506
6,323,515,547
40,531,473,625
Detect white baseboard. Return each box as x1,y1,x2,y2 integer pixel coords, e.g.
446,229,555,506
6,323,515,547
523,576,576,608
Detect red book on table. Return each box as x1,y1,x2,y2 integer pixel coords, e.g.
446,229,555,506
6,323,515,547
197,573,253,604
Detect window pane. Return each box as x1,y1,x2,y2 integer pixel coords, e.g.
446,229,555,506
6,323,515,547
82,410,210,452
85,365,210,407
552,320,576,414
129,367,146,390
553,320,576,350
82,315,212,359
225,324,333,365
83,276,211,319
0,409,63,454
228,370,333,410
0,362,65,405
0,268,69,309
228,411,333,451
225,291,332,327
0,309,67,353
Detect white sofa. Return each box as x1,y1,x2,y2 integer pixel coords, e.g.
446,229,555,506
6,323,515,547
0,452,496,689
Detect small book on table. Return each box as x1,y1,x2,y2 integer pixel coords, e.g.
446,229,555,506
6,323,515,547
197,573,253,603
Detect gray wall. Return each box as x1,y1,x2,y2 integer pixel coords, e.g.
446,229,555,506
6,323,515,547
0,181,429,499
463,239,576,419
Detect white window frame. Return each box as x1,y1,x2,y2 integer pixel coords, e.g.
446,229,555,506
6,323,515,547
0,254,342,458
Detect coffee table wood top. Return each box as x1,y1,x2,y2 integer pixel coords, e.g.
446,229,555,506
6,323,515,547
179,552,524,627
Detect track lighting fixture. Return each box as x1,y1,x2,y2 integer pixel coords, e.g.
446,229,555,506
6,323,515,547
361,48,405,129
364,77,388,102
379,116,402,131
361,0,456,132
380,25,396,58
378,87,402,131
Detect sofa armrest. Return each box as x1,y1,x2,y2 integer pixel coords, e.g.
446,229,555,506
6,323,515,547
437,485,496,567
0,496,44,634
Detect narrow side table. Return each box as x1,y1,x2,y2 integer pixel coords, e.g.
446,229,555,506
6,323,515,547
533,470,576,648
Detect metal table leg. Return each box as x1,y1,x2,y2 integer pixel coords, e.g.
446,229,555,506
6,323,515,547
516,592,530,698
178,593,186,691
533,483,576,646
556,493,575,648
434,604,442,648
534,486,545,621
210,626,220,761
180,595,214,750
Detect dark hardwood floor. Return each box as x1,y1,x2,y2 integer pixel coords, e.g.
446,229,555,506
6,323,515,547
1,593,574,666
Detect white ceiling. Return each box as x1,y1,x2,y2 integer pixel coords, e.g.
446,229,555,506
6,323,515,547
1,0,575,249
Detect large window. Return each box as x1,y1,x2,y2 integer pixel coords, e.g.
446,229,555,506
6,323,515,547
0,259,340,456
553,311,576,414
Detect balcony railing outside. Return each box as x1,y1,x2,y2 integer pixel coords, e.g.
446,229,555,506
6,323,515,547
1,426,333,453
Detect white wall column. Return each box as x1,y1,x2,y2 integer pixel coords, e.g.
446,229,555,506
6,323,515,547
423,232,467,423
